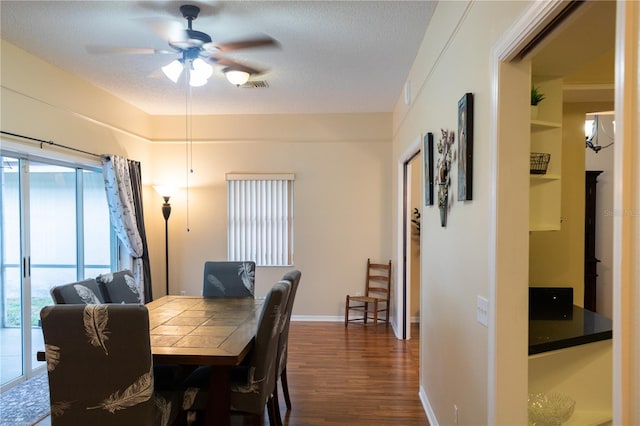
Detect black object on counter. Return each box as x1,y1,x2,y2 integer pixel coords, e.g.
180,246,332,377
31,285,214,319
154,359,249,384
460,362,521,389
529,287,574,320
529,305,612,355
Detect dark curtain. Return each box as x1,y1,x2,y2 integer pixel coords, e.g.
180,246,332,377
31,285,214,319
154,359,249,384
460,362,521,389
128,160,153,302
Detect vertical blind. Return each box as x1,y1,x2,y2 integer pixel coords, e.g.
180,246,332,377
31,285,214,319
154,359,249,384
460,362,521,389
226,173,294,266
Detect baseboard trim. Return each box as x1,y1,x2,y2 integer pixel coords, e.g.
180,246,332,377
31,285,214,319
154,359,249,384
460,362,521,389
291,315,344,322
419,385,438,426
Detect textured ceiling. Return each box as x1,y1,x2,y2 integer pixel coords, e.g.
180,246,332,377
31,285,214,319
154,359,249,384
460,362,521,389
0,1,436,115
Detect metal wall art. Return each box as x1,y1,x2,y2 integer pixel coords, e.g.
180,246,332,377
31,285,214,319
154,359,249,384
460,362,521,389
423,132,434,206
436,128,454,227
457,93,474,201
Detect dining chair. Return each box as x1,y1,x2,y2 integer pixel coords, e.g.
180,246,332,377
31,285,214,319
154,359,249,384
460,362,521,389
344,259,392,327
96,269,142,303
50,278,105,304
182,280,291,426
202,261,255,297
40,304,181,426
274,270,302,414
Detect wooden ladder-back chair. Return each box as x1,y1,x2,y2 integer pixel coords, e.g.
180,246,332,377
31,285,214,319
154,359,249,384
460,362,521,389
345,259,392,327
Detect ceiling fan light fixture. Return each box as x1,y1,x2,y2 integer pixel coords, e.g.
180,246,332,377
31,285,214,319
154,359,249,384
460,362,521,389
225,69,250,86
189,74,208,87
162,59,184,83
186,58,213,87
192,58,213,80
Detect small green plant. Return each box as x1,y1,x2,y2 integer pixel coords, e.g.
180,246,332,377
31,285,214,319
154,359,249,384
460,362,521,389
411,207,420,236
531,86,545,106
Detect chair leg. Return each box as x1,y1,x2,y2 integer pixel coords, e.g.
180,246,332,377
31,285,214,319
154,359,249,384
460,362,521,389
345,296,349,327
271,389,283,426
373,299,378,325
267,396,281,426
385,303,390,326
281,367,292,410
363,301,368,324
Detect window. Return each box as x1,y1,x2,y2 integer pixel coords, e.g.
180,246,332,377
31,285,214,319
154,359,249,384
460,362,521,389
226,173,294,266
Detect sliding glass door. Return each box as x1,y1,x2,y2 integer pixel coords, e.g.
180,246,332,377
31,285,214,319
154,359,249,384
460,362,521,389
0,156,23,386
0,154,115,389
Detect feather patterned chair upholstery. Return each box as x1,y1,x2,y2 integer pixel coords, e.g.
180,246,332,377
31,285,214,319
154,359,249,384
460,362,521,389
274,270,302,414
40,304,180,426
182,280,291,426
202,261,255,297
50,278,105,305
96,270,142,304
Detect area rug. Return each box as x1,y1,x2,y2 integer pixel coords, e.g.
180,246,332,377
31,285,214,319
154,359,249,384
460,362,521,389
0,372,50,425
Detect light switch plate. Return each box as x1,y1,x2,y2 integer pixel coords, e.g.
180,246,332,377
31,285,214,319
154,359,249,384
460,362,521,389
477,295,489,327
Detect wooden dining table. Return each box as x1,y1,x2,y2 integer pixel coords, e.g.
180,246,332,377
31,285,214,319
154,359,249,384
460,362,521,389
146,295,264,426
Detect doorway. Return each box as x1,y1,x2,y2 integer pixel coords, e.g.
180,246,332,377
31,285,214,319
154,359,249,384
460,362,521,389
489,0,631,422
398,135,421,340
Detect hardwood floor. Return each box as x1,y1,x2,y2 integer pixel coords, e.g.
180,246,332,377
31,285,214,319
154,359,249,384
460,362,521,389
275,321,427,426
36,322,428,426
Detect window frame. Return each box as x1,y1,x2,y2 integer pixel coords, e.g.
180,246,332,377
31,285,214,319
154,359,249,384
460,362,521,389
226,173,294,267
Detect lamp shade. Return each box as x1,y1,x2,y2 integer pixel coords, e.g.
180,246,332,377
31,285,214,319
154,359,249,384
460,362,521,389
192,58,213,79
225,69,250,86
154,185,176,200
189,58,213,87
189,74,208,87
162,60,184,83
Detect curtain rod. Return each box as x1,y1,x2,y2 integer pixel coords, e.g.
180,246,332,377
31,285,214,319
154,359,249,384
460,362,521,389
0,130,103,159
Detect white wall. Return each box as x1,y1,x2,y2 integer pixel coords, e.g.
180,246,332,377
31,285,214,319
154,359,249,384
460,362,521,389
391,1,529,424
146,130,393,315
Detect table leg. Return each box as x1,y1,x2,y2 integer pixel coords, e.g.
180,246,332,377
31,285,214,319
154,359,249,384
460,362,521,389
205,366,231,426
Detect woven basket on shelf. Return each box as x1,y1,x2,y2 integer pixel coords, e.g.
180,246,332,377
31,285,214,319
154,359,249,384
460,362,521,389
530,152,551,175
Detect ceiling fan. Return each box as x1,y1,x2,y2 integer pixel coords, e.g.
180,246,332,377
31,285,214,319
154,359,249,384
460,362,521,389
89,4,279,87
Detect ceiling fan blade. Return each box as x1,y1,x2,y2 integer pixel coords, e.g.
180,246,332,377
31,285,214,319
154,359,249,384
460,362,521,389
86,46,174,55
206,55,264,75
139,18,188,44
208,35,280,53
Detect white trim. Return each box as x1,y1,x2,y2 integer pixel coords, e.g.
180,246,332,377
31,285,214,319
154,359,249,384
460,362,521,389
226,173,295,181
291,315,345,322
3,86,152,144
419,385,438,426
405,157,414,340
497,0,574,62
291,315,400,324
396,134,422,341
489,1,572,424
612,0,639,424
1,140,102,169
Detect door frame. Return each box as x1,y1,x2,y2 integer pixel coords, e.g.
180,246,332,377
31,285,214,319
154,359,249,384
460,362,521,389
395,134,421,340
489,0,639,422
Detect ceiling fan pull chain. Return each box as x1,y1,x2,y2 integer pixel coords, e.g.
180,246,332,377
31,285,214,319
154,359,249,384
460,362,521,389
185,76,191,232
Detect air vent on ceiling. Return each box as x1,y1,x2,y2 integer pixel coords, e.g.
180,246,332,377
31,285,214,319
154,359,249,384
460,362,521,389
240,80,269,88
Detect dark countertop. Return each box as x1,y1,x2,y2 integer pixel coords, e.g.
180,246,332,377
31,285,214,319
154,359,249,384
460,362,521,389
529,305,613,355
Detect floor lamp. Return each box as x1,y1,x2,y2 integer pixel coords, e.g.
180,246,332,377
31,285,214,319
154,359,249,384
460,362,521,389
154,186,174,296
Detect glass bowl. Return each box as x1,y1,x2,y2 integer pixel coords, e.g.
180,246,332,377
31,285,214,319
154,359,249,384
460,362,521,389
528,392,576,426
